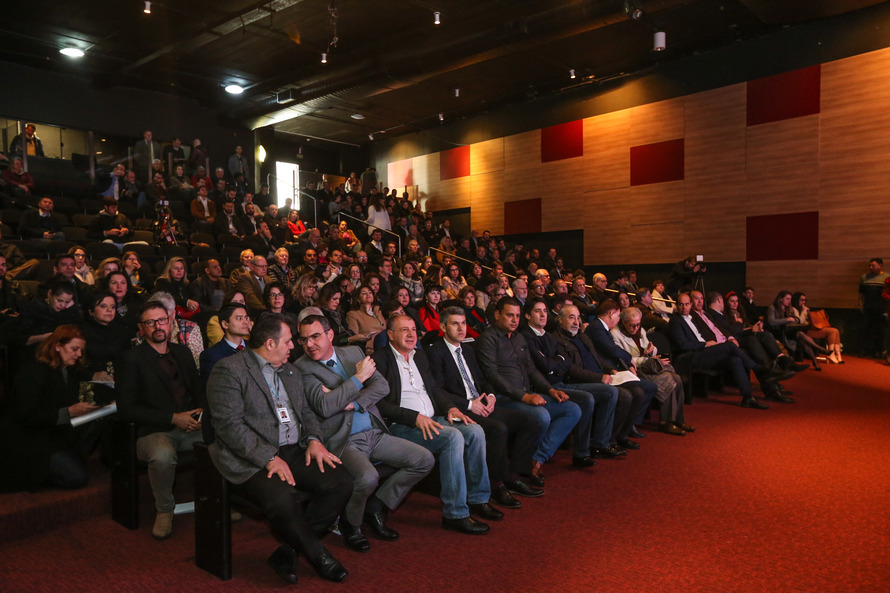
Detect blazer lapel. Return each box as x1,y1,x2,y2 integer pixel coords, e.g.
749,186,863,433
242,350,277,413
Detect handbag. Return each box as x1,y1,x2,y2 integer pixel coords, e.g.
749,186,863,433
809,309,829,330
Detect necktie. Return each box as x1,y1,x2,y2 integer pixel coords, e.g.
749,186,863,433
326,359,348,380
454,347,480,399
236,343,244,351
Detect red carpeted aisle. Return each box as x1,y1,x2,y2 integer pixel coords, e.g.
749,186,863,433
2,357,889,593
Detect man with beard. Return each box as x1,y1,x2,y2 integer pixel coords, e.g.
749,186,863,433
117,302,204,540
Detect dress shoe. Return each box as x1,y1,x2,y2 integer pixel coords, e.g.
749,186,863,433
230,509,243,523
363,510,399,541
765,391,795,403
492,484,523,508
504,479,543,498
309,549,348,583
267,545,298,585
442,516,490,534
592,445,626,458
676,423,695,433
340,522,370,552
629,427,647,439
530,461,546,484
659,422,685,436
571,455,597,467
765,368,796,382
469,502,504,521
741,397,769,409
791,362,809,372
151,511,173,541
617,439,641,450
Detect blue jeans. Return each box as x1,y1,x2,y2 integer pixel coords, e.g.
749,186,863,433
390,417,491,519
553,382,618,452
496,394,580,464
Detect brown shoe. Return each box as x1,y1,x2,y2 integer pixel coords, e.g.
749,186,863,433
152,512,174,540
530,461,546,484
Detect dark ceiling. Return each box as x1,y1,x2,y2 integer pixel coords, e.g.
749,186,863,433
0,0,884,146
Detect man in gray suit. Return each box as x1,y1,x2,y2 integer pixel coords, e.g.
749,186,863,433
206,313,352,584
295,315,434,553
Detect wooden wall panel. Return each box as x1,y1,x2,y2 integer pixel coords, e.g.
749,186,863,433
685,84,747,181
470,171,505,235
470,138,504,175
584,111,630,191
626,97,685,147
745,114,820,215
504,130,542,198
683,176,748,261
819,199,890,260
745,261,821,306
816,259,868,309
580,188,629,265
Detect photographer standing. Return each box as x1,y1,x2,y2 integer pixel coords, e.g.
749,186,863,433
668,255,706,297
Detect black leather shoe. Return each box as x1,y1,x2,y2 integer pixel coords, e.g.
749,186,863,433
442,516,490,534
617,439,641,450
765,368,796,382
492,484,523,508
629,427,647,439
267,545,298,585
572,455,597,467
676,423,695,433
469,502,504,521
504,479,543,498
741,397,769,410
592,445,627,458
363,510,399,541
659,422,685,436
765,391,795,403
309,549,348,583
339,522,370,552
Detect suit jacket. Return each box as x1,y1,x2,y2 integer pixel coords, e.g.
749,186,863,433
236,273,266,313
295,345,390,455
667,313,708,355
199,339,242,386
212,212,247,236
425,337,494,406
519,327,572,386
585,319,633,369
19,210,64,239
550,327,610,384
117,341,201,437
705,308,739,339
206,349,324,485
691,310,719,342
190,197,217,221
371,344,464,427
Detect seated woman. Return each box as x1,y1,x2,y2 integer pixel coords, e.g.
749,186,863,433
399,260,425,303
283,209,307,243
79,291,133,405
465,261,484,288
317,281,367,347
20,278,83,348
121,251,152,295
289,273,318,318
442,263,468,300
337,220,360,253
767,290,830,370
457,285,487,339
69,246,95,286
103,270,144,332
206,289,247,347
791,292,843,364
391,286,425,336
263,282,288,315
153,256,199,318
0,326,98,493
611,307,692,436
418,283,444,337
92,256,122,285
346,283,386,353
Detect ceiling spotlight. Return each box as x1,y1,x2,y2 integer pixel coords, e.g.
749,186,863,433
569,69,576,79
454,88,460,97
59,47,84,58
623,1,642,20
350,114,365,120
224,84,244,94
144,1,151,14
321,52,327,64
654,31,666,51
368,133,374,140
438,112,444,121
434,11,440,25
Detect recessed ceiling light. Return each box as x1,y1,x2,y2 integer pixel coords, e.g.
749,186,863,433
350,114,365,120
59,47,84,58
225,84,244,94
144,1,151,14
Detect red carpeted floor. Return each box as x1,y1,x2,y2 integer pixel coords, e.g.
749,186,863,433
2,357,889,593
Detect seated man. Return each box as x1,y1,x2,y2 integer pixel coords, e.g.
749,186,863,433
0,226,40,281
19,197,66,242
585,300,658,445
633,288,669,332
206,314,351,584
372,313,498,534
667,292,769,409
2,157,34,203
190,185,216,223
236,255,269,316
475,297,582,485
427,307,545,507
117,302,204,540
88,197,133,249
296,315,434,551
228,249,254,285
188,259,229,313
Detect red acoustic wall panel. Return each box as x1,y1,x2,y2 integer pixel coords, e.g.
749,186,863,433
746,211,819,261
747,65,821,126
439,145,471,180
541,120,583,163
504,198,542,235
629,139,685,186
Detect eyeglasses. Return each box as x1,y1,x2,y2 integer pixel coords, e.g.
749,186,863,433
140,317,171,328
269,293,285,299
296,332,324,345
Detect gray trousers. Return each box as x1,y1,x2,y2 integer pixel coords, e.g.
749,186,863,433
339,428,435,527
136,429,203,513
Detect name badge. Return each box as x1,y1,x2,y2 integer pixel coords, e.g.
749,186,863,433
277,406,292,423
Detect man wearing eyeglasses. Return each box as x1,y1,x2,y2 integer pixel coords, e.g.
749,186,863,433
117,302,204,541
237,255,269,315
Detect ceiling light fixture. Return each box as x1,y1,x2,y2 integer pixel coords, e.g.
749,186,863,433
59,47,85,58
454,88,460,97
258,145,267,163
350,114,365,120
368,133,374,140
224,84,244,94
654,31,666,51
438,112,444,121
321,52,327,64
623,1,642,20
569,69,576,79
434,11,440,25
144,1,151,14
